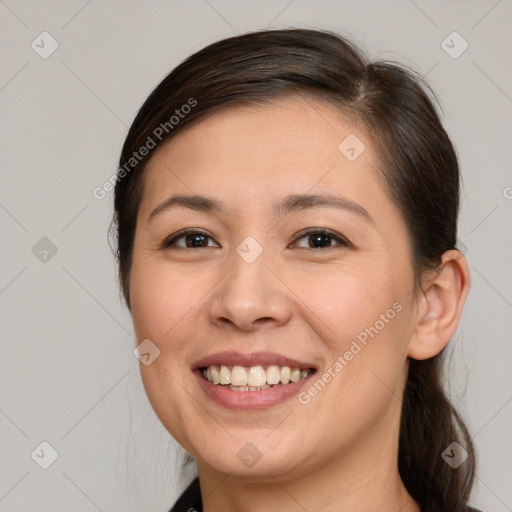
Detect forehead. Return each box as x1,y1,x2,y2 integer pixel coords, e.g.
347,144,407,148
141,96,387,210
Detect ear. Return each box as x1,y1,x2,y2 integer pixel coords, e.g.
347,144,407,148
407,250,470,360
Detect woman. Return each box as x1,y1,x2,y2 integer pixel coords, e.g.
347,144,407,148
112,28,480,512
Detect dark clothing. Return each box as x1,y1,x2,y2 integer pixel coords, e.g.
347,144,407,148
169,477,482,512
170,478,202,512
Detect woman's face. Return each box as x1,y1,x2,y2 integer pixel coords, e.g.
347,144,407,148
129,96,420,480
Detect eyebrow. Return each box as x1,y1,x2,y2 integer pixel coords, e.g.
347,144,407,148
148,193,374,223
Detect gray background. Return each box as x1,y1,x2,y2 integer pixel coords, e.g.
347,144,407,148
1,1,511,511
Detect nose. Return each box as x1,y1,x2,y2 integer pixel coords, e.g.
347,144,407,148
208,252,292,332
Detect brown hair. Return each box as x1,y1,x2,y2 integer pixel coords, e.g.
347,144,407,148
112,28,475,512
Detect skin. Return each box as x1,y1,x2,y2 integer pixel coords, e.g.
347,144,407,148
128,96,470,512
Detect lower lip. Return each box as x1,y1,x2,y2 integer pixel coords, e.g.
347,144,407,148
194,370,314,410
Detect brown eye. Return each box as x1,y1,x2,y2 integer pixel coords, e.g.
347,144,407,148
292,228,349,250
163,229,219,249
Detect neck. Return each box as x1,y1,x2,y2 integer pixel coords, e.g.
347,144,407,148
196,424,420,512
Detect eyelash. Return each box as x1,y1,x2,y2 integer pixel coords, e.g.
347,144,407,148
162,227,350,251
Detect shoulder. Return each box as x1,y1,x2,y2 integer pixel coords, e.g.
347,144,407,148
168,478,202,512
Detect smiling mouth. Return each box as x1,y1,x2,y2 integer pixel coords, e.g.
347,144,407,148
200,364,315,392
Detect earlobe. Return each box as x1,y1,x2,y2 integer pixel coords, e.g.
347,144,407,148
407,250,470,360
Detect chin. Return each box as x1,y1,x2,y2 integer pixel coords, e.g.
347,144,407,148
190,427,317,480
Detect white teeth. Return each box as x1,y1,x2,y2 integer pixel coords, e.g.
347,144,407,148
231,365,248,386
229,384,270,392
219,365,231,385
202,364,313,390
247,365,267,387
266,365,281,385
229,385,249,391
290,368,301,383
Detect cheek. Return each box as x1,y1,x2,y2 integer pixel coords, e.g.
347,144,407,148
288,259,400,346
129,257,208,344
289,262,408,400
128,260,213,450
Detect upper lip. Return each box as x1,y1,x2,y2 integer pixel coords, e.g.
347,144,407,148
193,351,317,370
